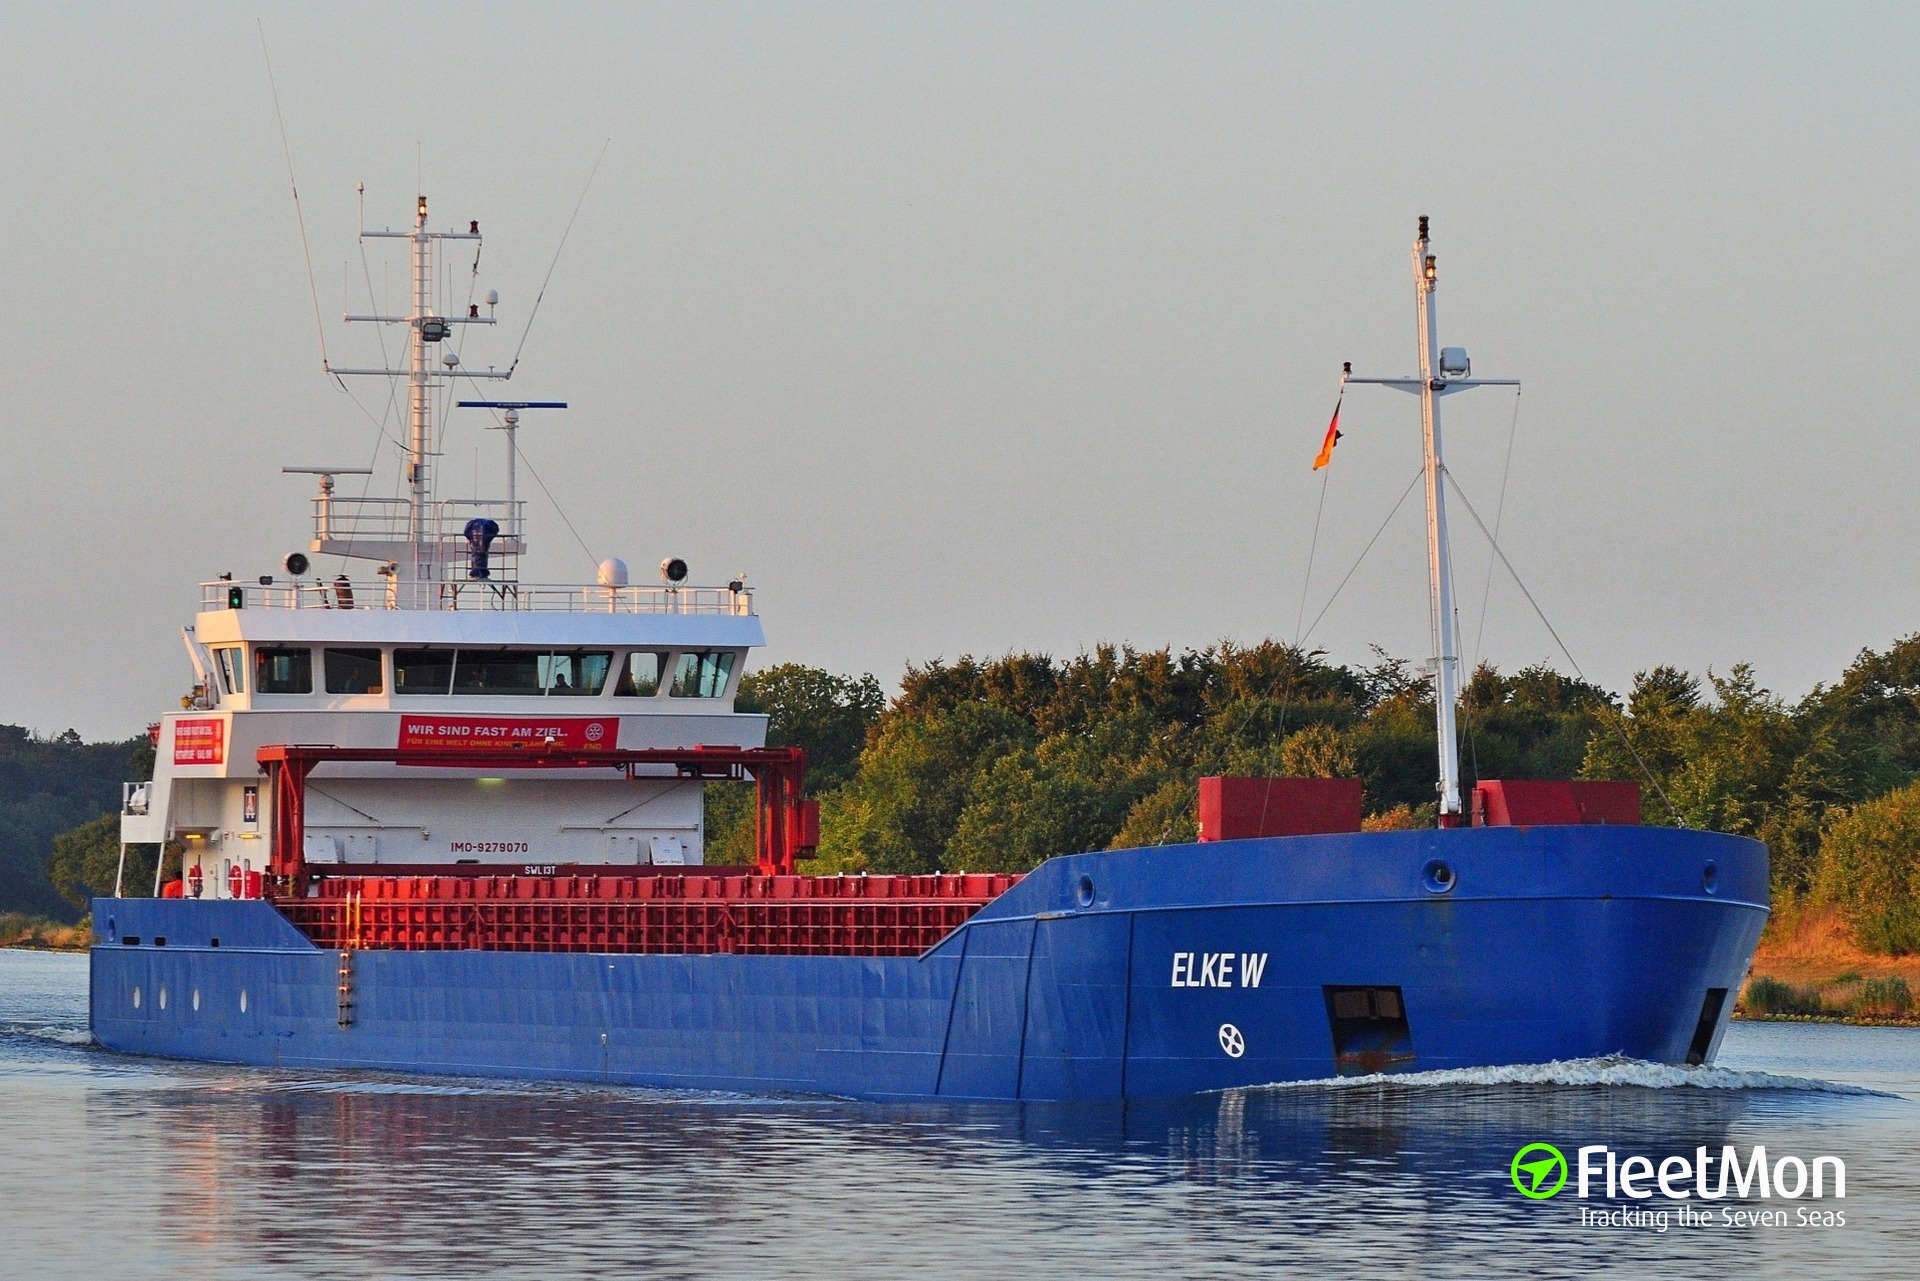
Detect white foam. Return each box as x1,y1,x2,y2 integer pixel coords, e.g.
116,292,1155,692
21,1026,94,1047
1254,1056,1892,1097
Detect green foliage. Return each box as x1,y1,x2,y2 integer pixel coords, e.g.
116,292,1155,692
1854,976,1913,1017
47,812,162,909
1743,975,1825,1016
813,701,1035,873
1,725,150,919
1816,780,1920,955
1583,661,1907,896
703,664,888,866
700,782,757,868
812,641,1621,876
736,664,884,793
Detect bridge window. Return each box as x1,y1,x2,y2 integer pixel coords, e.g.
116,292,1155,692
254,647,312,694
394,649,456,695
324,648,384,695
670,650,736,698
539,651,611,695
616,652,664,697
213,647,245,695
452,650,543,695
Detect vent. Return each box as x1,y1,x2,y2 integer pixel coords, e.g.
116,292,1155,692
1324,985,1416,1076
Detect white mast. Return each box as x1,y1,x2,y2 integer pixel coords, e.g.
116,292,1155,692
331,194,510,600
1345,217,1519,826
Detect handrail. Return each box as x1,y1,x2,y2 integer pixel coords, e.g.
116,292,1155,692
200,580,755,615
312,495,526,544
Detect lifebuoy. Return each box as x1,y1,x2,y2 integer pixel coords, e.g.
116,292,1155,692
187,864,204,898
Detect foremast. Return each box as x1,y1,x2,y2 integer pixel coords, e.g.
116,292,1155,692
1346,217,1519,825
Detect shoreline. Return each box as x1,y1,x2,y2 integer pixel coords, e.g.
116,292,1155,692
1733,1011,1920,1029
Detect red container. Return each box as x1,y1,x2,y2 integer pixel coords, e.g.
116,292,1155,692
1471,780,1640,827
1196,777,1364,841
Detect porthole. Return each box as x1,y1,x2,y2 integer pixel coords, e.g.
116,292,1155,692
1421,860,1456,895
1076,875,1096,909
192,989,201,1012
239,989,249,1014
1702,861,1719,895
131,986,142,1010
158,987,168,1011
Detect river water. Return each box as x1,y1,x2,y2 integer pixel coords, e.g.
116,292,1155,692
3,950,1916,1280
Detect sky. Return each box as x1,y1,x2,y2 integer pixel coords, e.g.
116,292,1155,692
3,3,1918,739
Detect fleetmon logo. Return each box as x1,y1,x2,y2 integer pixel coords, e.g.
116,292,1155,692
1511,1143,1569,1199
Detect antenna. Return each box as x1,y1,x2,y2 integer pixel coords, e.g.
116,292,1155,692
456,401,568,519
331,194,511,588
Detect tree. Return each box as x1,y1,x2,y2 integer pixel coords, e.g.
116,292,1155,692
811,701,1034,874
2,725,149,919
706,664,886,864
736,664,885,792
48,813,161,907
1817,781,1920,954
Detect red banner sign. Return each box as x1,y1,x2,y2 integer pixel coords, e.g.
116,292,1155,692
397,716,620,752
173,718,226,766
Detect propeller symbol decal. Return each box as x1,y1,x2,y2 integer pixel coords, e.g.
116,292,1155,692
1218,1023,1245,1058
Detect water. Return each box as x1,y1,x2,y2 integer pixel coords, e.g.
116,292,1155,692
3,951,1916,1280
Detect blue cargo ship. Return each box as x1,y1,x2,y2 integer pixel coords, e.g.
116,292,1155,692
88,210,1767,1098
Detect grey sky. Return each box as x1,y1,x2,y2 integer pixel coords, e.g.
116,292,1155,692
3,3,1916,739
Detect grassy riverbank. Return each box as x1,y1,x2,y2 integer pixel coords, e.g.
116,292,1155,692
1737,905,1920,1026
0,913,90,951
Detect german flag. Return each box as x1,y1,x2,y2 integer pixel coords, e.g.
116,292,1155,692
1312,399,1343,470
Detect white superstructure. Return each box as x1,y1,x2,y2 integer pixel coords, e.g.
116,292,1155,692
120,196,768,897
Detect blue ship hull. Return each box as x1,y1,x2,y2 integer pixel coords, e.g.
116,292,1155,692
88,826,1768,1100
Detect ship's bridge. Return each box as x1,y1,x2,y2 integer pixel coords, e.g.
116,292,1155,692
124,574,771,889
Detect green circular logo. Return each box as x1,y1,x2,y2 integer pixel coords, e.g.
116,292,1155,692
1511,1143,1569,1199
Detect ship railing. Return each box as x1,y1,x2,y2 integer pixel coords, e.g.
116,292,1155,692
311,495,526,546
200,579,755,615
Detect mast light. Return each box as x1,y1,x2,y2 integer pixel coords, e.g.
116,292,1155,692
418,195,428,219
1424,255,1437,281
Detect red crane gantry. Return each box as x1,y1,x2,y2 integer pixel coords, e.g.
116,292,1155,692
256,743,818,887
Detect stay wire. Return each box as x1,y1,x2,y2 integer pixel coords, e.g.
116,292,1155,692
1272,392,1343,784
1298,468,1424,649
1294,463,1334,646
1441,469,1685,826
1470,387,1523,669
1153,460,1421,846
258,21,329,374
513,439,600,572
508,139,611,375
